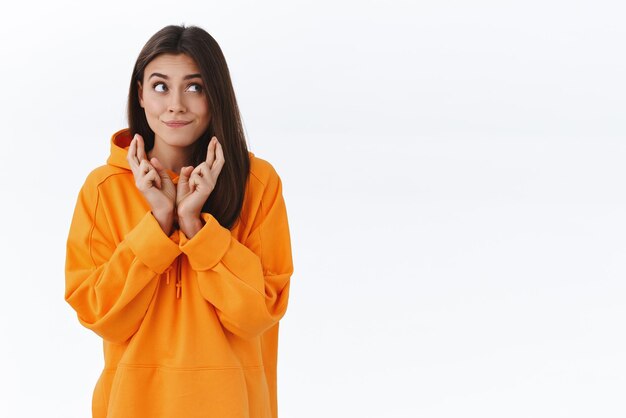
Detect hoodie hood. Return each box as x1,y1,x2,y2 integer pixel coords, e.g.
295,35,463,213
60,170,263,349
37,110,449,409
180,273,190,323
106,128,133,170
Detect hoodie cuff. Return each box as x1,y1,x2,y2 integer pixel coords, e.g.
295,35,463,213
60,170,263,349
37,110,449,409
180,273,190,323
126,211,182,273
179,212,231,271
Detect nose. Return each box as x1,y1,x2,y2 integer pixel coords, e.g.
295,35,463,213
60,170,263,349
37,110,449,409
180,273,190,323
168,90,186,113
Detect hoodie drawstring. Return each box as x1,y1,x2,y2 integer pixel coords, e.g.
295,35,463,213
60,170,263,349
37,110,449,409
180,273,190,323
162,258,182,299
164,265,173,285
176,259,182,299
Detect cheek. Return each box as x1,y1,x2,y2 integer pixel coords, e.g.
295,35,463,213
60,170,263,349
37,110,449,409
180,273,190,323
143,95,165,115
197,102,211,120
190,96,209,115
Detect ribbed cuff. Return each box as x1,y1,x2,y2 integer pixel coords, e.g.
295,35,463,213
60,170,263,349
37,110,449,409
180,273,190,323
179,212,231,271
126,211,181,273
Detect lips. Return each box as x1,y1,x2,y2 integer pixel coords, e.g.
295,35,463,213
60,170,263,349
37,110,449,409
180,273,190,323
164,120,191,127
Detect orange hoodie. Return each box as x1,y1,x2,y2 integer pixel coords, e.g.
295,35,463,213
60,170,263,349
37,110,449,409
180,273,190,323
65,128,293,418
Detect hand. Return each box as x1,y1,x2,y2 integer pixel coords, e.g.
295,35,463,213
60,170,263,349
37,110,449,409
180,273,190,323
177,136,225,236
127,134,176,234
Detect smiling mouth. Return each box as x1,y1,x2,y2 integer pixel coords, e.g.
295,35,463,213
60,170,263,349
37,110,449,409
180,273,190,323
164,120,191,128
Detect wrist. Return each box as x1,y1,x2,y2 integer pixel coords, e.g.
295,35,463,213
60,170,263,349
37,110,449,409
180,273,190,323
178,213,204,238
151,209,174,235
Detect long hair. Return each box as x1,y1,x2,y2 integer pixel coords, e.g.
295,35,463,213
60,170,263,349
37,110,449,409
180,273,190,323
127,24,249,230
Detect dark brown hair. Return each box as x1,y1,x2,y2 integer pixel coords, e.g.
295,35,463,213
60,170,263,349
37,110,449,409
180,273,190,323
127,24,249,230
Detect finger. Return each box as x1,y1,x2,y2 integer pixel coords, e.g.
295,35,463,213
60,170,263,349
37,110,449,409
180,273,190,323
198,162,210,179
187,173,196,192
136,134,147,161
179,166,193,184
151,157,175,189
139,160,159,188
211,141,225,177
191,163,206,180
127,135,139,168
177,166,194,195
144,167,160,189
206,137,217,167
154,169,161,189
149,158,167,189
150,157,165,173
139,159,152,175
136,166,155,191
188,171,203,192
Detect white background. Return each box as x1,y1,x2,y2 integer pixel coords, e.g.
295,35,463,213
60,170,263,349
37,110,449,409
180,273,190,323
1,0,625,417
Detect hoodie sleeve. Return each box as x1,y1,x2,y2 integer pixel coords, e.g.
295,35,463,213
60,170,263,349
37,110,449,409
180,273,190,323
65,176,181,344
178,167,293,339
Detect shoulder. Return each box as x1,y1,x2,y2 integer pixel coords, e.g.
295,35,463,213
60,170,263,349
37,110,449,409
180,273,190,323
246,152,287,214
248,152,282,190
241,153,289,227
78,164,129,200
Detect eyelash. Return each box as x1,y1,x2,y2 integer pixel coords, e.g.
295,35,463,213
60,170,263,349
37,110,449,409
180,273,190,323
152,82,203,93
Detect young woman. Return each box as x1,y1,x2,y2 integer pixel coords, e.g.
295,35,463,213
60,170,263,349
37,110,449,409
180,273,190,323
65,25,293,418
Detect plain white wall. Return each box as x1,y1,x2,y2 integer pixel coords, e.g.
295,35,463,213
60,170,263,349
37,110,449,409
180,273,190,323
1,0,625,417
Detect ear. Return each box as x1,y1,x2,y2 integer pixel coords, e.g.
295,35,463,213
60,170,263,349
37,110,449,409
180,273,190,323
137,81,144,108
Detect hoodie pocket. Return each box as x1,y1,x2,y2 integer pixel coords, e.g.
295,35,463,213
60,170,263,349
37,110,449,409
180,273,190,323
105,364,254,418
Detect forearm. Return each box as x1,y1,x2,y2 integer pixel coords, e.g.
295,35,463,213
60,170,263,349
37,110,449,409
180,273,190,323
66,211,182,343
178,212,293,339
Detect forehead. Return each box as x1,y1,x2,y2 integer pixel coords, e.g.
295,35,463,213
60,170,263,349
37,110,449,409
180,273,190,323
144,53,200,77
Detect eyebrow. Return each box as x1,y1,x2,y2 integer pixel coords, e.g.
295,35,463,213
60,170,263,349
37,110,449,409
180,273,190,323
148,72,202,80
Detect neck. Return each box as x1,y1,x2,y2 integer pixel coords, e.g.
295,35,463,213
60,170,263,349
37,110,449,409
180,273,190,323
148,138,194,174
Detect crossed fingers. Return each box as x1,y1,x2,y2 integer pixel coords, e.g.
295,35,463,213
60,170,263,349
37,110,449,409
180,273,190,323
188,137,224,190
126,134,161,190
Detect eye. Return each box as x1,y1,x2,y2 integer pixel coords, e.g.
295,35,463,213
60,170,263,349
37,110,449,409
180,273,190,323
187,83,203,93
153,82,167,93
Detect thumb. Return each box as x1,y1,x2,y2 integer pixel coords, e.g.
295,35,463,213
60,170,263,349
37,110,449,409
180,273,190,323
150,157,172,186
150,157,166,174
177,166,194,191
179,166,194,182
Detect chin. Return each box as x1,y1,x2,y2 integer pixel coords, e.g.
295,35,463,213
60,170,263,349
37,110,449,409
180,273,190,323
152,127,196,141
155,130,197,146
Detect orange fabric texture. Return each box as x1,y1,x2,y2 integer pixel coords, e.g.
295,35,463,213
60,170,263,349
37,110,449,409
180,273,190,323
65,128,293,418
